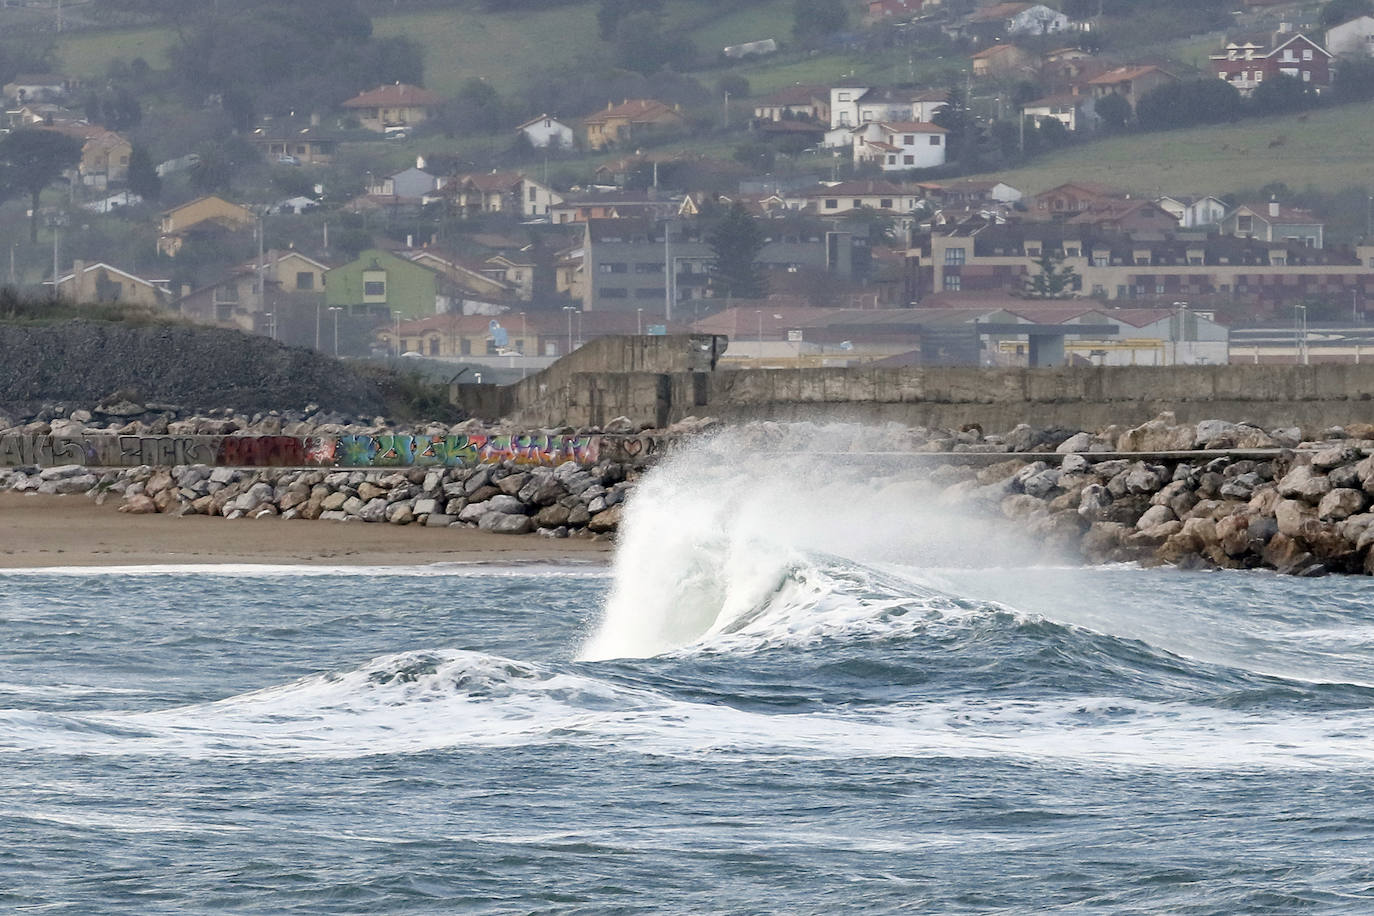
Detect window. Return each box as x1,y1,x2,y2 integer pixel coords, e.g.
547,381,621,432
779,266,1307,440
1303,49,1314,60
852,199,861,207
944,247,966,266
429,337,440,356
601,288,628,298
635,262,663,273
295,272,314,290
1303,70,1311,81
880,198,893,208
486,339,499,355
1065,247,1080,258
903,155,914,165
635,288,665,298
824,199,838,209
888,155,897,165
903,134,914,145
1156,283,1166,295
214,284,239,304
943,274,961,291
460,339,471,355
363,280,386,297
215,303,233,322
529,187,537,201
1237,215,1253,233
598,262,627,273
930,136,941,146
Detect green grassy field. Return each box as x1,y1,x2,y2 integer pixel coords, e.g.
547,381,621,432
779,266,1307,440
55,26,174,77
976,101,1374,197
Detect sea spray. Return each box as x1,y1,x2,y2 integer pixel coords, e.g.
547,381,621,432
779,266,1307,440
580,423,1063,660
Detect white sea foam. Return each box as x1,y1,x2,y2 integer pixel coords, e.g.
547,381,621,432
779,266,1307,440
580,425,1051,660
4,646,1374,770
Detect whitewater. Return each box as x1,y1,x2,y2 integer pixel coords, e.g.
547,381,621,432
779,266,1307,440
5,427,1374,913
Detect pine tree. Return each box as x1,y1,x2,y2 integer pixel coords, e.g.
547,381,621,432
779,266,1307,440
705,204,766,300
1025,248,1080,299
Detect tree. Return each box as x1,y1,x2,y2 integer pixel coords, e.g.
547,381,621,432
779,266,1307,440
705,204,766,300
932,86,977,162
1334,55,1374,102
1025,247,1080,299
792,0,848,47
0,129,83,243
1094,92,1132,133
1320,0,1374,28
126,144,161,202
1136,79,1240,130
1250,73,1318,115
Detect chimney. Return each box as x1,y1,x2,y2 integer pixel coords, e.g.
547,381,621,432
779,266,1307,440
1269,197,1280,218
70,259,84,285
416,154,426,171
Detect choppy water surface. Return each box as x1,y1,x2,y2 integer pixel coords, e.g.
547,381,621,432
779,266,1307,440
6,432,1374,913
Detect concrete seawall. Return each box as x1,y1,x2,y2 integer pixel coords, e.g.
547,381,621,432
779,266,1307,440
455,337,1374,432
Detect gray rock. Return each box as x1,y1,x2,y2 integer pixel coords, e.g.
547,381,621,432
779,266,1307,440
424,513,454,528
320,510,349,522
1136,504,1176,531
1318,488,1366,522
1277,465,1332,504
463,467,493,495
484,494,526,515
458,502,489,523
413,498,440,516
1078,484,1113,520
1060,453,1089,474
479,513,532,534
1194,419,1237,447
1056,432,1094,454
1022,468,1062,499
1312,446,1360,472
38,464,85,481
1275,499,1314,538
358,498,389,522
341,496,366,515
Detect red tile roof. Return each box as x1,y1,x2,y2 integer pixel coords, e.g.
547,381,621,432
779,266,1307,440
342,83,441,109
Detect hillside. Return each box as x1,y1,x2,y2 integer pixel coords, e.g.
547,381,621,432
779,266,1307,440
977,100,1374,197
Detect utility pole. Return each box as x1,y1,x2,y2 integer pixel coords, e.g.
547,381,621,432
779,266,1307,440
663,219,673,322
723,90,730,129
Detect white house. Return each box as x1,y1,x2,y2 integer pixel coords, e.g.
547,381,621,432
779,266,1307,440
1155,195,1228,229
1021,92,1094,132
516,114,575,149
1326,15,1374,57
853,121,947,171
830,85,871,127
1008,3,1070,36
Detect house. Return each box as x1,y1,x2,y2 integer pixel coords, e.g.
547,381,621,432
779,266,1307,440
1209,32,1332,94
548,190,682,224
910,89,949,122
925,179,1023,205
158,195,257,257
405,249,518,306
1222,199,1324,248
341,82,442,132
964,2,1068,41
753,85,830,123
377,312,546,359
1155,195,1228,228
829,85,871,128
786,180,924,215
174,249,330,328
442,171,563,219
971,43,1031,77
3,74,73,104
55,261,171,307
581,98,684,150
324,249,443,319
1022,92,1094,131
1086,66,1177,110
248,122,339,165
1326,15,1374,57
40,123,132,188
1030,181,1127,216
368,163,440,202
515,113,575,149
853,121,947,171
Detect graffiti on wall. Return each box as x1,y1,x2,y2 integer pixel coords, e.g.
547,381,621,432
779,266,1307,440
0,432,661,469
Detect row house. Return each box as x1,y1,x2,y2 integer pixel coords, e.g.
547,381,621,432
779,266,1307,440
1209,32,1332,94
549,191,681,225
440,171,563,219
921,222,1374,315
783,180,925,216
1155,195,1229,229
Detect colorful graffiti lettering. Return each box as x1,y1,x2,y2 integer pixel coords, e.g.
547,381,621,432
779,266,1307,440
1,432,661,469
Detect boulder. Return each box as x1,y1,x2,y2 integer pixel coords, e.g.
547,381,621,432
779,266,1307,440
1077,484,1113,520
321,491,349,512
1312,445,1360,472
1136,504,1176,531
1194,419,1238,447
357,482,387,501
413,498,440,516
424,513,454,528
120,494,157,514
535,504,572,528
588,504,623,533
1276,465,1332,504
479,513,532,534
1275,499,1314,538
1056,432,1094,454
1318,488,1366,522
357,498,389,522
387,503,415,525
1116,413,1194,452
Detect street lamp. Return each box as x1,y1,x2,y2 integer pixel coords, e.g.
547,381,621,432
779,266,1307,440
1295,303,1309,366
637,307,643,336
519,310,528,378
756,308,762,358
328,306,343,356
315,301,322,350
562,305,575,355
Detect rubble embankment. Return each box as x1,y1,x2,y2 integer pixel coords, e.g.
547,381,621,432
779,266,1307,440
5,405,1374,576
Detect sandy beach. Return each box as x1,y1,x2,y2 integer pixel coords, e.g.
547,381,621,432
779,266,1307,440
0,492,614,568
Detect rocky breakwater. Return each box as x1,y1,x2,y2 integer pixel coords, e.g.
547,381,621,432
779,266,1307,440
937,414,1374,577
3,459,635,538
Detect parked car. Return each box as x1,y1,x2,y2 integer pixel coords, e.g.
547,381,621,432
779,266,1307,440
276,154,301,166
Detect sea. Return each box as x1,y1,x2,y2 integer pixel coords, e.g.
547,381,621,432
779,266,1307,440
5,429,1374,913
